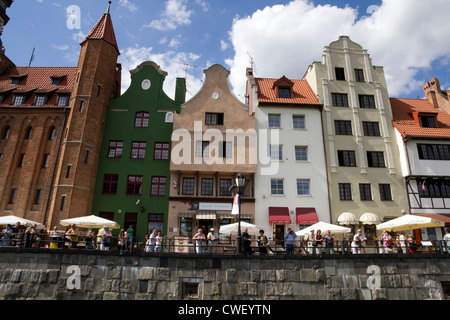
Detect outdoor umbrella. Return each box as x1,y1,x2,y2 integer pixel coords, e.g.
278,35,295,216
337,212,359,225
376,214,445,232
0,215,45,229
295,221,351,236
219,221,267,236
59,215,120,229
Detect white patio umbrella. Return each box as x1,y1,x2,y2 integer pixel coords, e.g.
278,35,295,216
359,212,382,225
376,214,445,232
59,215,120,229
0,215,45,229
337,212,359,225
295,221,351,236
219,221,267,236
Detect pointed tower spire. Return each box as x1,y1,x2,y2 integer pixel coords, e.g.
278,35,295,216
80,1,120,55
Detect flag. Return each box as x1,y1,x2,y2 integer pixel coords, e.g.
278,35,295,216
231,194,239,215
421,180,426,192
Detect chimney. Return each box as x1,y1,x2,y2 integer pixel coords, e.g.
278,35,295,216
423,77,440,108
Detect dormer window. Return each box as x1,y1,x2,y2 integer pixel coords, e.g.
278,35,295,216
50,75,66,86
55,95,69,106
421,116,437,128
34,95,47,106
273,76,294,99
10,75,27,85
11,94,26,106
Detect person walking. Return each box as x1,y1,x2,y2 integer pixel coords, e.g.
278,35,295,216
284,228,297,254
207,228,219,254
193,228,205,254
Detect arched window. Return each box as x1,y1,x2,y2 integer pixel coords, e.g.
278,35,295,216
2,126,10,139
49,126,56,140
135,112,149,128
25,126,32,140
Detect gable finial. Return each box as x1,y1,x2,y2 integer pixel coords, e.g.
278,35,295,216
106,1,112,14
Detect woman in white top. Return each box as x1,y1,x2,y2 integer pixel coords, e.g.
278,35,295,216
155,231,162,252
351,229,367,254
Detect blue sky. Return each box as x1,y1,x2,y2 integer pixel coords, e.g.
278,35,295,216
3,0,450,101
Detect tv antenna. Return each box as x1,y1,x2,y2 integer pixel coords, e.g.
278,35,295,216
28,47,36,67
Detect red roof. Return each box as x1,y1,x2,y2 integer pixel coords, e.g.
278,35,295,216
390,98,450,139
255,77,319,105
81,12,120,55
0,66,76,107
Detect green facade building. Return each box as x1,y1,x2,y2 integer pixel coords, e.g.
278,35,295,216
91,61,185,241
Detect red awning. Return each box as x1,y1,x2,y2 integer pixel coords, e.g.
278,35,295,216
296,208,319,224
414,214,450,226
269,207,291,224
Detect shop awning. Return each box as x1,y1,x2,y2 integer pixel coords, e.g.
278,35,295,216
269,207,291,224
414,213,450,227
296,207,319,224
196,212,216,220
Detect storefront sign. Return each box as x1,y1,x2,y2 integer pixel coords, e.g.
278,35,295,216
199,202,232,211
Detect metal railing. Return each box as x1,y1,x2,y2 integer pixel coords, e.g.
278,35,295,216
1,234,450,256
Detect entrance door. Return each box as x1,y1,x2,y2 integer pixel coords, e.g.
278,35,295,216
124,212,138,240
274,224,285,247
198,219,213,235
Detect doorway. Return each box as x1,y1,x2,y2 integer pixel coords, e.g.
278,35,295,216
274,224,285,247
198,219,213,235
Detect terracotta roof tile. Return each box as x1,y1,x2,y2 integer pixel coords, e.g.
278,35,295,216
81,13,120,55
255,78,319,106
390,98,450,139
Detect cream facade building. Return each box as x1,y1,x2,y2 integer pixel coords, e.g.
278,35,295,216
303,36,408,239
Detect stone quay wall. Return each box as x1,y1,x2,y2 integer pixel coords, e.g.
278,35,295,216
0,248,449,300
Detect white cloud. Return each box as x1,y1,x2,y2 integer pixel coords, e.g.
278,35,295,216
51,44,70,51
220,40,229,52
118,45,203,100
72,30,87,43
119,0,138,12
144,0,192,31
227,0,450,99
195,0,210,12
169,37,182,48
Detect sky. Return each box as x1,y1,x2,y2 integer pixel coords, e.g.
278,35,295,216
2,0,450,102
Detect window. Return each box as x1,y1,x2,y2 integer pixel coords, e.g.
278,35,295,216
56,95,69,107
297,179,310,195
131,141,146,159
96,85,101,96
11,78,21,85
379,184,392,201
331,93,349,107
60,196,66,211
34,189,43,205
219,179,232,196
359,184,372,200
362,122,381,136
25,127,32,140
335,67,346,81
417,144,450,160
135,112,149,128
51,78,62,85
2,126,10,139
9,189,17,204
108,140,123,159
271,179,284,195
79,100,85,112
278,87,291,98
295,146,308,161
126,175,143,195
182,177,195,195
34,95,47,106
49,127,56,140
42,154,50,168
195,141,209,158
84,150,89,164
205,113,224,125
219,141,232,158
154,142,170,160
367,151,385,167
338,150,357,167
103,174,119,194
335,120,352,135
270,145,283,161
418,180,450,198
151,176,167,197
421,116,437,128
66,165,71,178
148,213,164,234
201,178,214,196
359,95,376,109
355,69,365,82
292,115,305,129
18,154,25,167
268,114,281,128
12,95,25,106
339,183,352,200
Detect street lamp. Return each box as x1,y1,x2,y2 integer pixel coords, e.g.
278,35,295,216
233,173,247,254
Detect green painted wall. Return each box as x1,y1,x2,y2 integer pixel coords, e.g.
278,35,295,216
91,61,184,239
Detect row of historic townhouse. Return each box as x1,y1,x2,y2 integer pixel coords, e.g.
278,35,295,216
0,5,448,243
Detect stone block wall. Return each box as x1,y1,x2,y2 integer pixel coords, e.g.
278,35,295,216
0,248,449,300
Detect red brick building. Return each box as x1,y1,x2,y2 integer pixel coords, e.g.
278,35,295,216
0,4,121,229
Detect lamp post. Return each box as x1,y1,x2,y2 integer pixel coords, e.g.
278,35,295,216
234,173,246,255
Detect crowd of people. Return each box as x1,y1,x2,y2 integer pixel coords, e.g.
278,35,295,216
2,221,450,255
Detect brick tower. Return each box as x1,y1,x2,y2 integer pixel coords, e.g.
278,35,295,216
45,3,121,227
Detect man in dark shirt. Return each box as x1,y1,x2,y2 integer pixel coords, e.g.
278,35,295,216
241,227,252,255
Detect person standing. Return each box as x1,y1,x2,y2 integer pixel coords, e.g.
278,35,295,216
118,229,126,251
324,230,334,254
96,227,104,250
65,224,79,249
193,228,205,254
351,229,367,254
444,228,450,254
100,227,112,250
207,228,219,254
149,229,157,252
241,227,252,255
257,229,269,255
126,225,134,252
284,228,297,255
314,229,324,254
155,231,163,252
1,224,14,246
397,232,407,254
381,230,393,254
304,229,315,254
